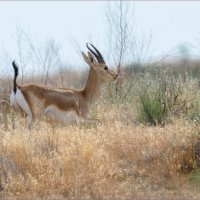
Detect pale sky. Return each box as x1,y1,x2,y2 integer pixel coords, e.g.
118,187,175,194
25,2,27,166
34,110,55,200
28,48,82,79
0,1,200,73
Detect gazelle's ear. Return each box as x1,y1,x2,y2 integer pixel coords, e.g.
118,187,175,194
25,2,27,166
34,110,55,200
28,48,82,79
88,52,98,65
82,51,92,66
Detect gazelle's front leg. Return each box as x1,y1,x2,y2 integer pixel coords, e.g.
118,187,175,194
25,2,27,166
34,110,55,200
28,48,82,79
81,117,102,125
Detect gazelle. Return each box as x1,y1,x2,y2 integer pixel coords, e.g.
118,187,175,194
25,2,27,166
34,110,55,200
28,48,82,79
10,43,118,128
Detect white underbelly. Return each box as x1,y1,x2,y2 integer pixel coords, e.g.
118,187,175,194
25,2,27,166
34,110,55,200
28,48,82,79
44,105,81,124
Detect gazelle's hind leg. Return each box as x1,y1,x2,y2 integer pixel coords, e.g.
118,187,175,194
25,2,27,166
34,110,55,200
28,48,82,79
26,115,33,129
14,88,33,128
10,91,19,108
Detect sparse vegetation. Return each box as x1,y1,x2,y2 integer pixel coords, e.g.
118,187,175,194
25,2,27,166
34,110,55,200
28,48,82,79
136,70,200,126
0,63,200,199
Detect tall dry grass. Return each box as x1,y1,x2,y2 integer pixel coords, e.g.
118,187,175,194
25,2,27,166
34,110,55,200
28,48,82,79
1,61,200,199
0,101,199,200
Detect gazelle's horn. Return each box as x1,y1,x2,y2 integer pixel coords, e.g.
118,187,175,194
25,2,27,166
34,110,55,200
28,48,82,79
86,43,105,63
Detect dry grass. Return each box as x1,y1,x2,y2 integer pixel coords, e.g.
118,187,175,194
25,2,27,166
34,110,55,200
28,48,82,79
0,102,199,200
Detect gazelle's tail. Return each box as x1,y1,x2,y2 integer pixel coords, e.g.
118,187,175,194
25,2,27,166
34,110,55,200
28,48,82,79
12,61,19,93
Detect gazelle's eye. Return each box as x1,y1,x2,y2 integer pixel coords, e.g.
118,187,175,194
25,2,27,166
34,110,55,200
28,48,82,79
104,66,108,70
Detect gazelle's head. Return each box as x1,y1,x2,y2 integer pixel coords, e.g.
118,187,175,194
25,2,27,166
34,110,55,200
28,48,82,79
82,43,118,83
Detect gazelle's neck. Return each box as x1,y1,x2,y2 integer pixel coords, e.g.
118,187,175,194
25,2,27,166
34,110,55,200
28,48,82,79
81,68,102,106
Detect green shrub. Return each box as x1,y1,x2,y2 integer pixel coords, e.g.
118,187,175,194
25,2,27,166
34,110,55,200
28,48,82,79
137,71,199,126
139,87,168,126
189,169,200,186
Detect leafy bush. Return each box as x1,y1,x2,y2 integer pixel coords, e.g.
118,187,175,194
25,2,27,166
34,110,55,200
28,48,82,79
189,169,200,186
138,86,168,126
137,71,199,126
137,74,168,126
